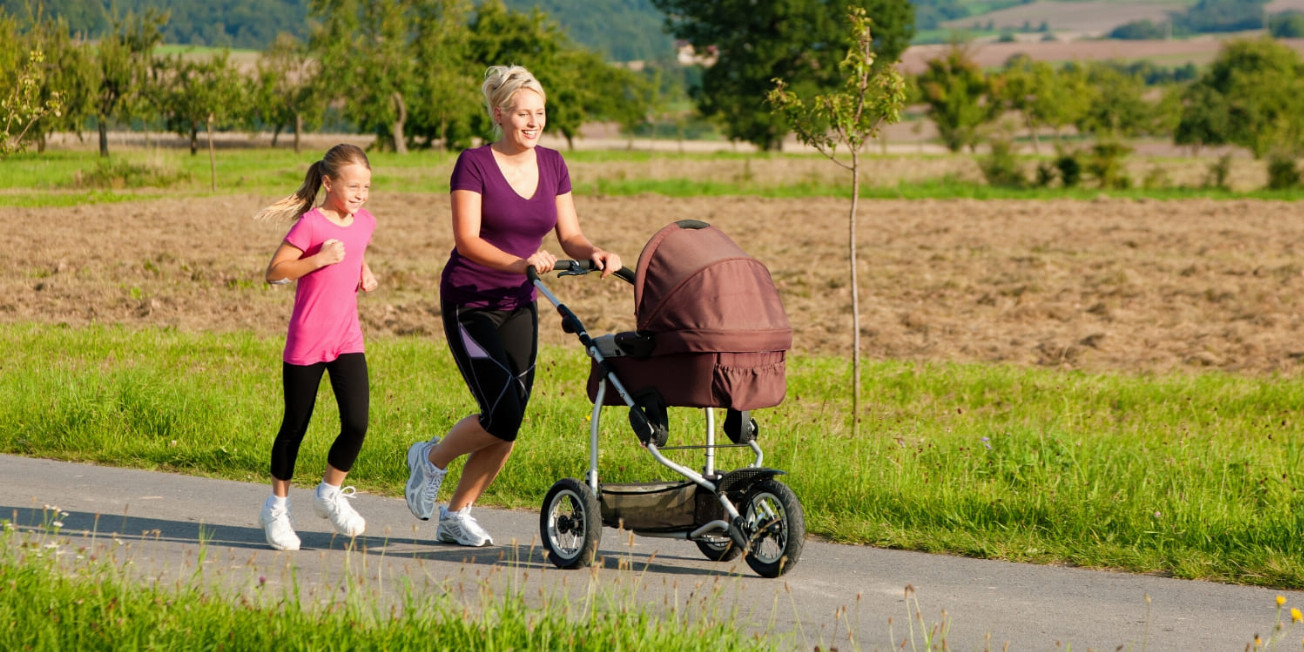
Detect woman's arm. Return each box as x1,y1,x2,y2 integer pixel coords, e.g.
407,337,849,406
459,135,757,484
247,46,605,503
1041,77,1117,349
452,189,557,275
554,192,621,277
265,238,344,284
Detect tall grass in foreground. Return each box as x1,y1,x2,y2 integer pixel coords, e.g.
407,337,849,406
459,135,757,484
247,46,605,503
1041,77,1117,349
4,322,1304,587
0,520,773,651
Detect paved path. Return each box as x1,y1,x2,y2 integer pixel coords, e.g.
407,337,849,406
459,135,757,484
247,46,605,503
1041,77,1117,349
2,454,1298,651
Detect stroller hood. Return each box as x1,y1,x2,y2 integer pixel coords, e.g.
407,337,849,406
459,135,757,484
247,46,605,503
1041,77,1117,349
633,221,792,355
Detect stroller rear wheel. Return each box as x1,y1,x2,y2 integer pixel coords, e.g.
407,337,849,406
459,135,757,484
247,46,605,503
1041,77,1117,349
740,479,805,578
540,478,602,569
695,533,744,562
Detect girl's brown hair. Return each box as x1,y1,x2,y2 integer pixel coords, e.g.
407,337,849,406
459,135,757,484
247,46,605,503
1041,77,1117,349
253,143,371,222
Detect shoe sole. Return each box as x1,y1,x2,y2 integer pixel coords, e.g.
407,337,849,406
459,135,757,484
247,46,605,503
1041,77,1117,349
405,441,432,521
436,524,492,547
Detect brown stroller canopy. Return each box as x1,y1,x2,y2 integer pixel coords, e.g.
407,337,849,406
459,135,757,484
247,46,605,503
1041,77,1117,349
634,220,792,355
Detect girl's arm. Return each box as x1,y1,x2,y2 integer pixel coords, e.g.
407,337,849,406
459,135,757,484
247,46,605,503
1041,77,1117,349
265,238,345,284
359,255,377,292
554,192,621,278
452,189,558,275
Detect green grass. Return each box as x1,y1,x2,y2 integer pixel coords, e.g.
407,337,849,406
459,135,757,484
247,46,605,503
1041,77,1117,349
5,148,1302,207
4,322,1304,588
0,520,772,651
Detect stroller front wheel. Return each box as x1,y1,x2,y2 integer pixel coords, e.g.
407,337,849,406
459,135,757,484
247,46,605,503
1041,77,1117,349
740,478,805,578
540,478,603,569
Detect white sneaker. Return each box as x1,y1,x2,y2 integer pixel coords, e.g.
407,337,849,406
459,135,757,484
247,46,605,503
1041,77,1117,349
437,505,493,547
259,500,301,551
405,439,446,520
313,484,365,537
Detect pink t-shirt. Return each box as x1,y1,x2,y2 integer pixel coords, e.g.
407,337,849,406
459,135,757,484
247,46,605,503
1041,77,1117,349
281,207,376,365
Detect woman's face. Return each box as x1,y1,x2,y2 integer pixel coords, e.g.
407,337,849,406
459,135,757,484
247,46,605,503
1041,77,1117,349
497,89,545,150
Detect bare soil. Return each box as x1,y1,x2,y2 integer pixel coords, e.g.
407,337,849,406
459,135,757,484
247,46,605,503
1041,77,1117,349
7,191,1304,376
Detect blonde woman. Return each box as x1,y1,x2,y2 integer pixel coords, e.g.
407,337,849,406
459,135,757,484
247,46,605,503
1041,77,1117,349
404,65,622,546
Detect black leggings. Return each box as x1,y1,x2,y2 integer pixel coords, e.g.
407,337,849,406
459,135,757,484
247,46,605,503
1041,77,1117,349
442,301,538,442
269,352,369,481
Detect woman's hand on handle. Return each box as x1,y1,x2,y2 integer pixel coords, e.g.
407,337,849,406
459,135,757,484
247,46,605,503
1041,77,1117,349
523,250,557,276
590,250,623,279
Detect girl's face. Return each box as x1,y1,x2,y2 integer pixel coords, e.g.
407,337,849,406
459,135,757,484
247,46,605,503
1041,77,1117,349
322,162,371,217
496,89,545,151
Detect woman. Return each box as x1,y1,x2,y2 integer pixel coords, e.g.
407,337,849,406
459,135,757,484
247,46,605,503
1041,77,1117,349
404,65,622,547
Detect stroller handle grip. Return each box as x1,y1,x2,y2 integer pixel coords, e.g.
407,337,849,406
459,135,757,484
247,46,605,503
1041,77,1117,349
528,260,635,284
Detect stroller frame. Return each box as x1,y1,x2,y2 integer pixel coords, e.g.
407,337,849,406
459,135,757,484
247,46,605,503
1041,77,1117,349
530,258,805,578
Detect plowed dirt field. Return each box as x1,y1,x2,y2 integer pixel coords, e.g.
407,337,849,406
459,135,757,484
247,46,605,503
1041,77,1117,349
8,192,1304,376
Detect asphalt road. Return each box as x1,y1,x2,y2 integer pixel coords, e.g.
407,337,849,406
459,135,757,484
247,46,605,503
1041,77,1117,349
2,453,1298,651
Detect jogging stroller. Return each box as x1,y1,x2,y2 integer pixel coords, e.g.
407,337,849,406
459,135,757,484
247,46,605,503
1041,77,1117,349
529,220,805,578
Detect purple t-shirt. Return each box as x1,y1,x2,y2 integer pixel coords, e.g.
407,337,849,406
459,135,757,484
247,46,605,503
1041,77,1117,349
440,145,571,310
281,207,376,365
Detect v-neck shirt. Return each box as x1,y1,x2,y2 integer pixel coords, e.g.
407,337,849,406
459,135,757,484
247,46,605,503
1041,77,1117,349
441,144,571,310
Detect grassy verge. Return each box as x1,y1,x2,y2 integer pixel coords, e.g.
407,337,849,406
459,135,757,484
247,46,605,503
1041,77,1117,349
3,323,1304,588
3,149,1302,206
0,520,772,651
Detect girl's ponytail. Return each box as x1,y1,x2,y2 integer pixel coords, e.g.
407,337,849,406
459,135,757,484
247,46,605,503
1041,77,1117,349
253,161,325,223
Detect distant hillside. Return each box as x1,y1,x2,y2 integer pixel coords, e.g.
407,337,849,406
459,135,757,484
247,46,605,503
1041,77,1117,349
0,0,673,62
501,0,675,62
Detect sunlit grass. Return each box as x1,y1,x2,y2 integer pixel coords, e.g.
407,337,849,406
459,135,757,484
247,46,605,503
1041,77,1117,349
4,148,1301,206
4,322,1304,588
0,516,773,651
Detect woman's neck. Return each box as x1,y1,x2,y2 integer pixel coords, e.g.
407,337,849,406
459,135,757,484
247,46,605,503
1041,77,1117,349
491,140,533,160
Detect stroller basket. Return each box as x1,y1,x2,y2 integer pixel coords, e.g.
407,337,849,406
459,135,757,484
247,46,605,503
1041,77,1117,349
599,480,724,532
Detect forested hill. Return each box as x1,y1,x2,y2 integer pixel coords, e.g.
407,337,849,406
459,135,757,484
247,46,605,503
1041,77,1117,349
0,0,675,61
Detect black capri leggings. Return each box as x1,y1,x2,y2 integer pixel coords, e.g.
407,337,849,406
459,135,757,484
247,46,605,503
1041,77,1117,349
269,352,369,481
442,301,538,442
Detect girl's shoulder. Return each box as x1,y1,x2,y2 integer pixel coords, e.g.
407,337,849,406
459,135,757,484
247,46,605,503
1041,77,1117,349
355,207,378,228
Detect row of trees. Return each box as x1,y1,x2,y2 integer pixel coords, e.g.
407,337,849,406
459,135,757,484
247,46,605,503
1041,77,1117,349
914,36,1304,184
0,0,656,159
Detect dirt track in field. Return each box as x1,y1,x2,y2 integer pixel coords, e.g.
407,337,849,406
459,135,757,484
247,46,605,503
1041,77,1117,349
7,190,1304,376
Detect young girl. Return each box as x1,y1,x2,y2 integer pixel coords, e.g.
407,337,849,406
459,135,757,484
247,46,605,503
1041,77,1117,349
254,143,378,551
404,65,622,546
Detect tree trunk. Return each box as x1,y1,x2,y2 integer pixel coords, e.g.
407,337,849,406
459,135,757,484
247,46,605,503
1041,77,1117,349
293,113,303,155
98,119,109,157
848,151,862,438
271,125,282,148
1025,115,1041,155
391,92,408,154
207,113,217,192
189,123,198,155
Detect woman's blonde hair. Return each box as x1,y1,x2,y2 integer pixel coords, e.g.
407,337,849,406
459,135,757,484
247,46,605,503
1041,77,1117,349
253,143,370,223
482,65,546,137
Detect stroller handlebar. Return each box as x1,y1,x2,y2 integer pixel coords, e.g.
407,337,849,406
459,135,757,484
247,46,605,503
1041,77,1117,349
527,260,635,285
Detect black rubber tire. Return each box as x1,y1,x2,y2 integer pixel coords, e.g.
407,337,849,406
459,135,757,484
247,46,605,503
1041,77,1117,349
540,478,603,569
740,479,805,578
695,533,744,562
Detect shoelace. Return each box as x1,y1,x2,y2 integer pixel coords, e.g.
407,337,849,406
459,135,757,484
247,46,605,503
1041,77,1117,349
331,486,359,514
421,454,440,502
